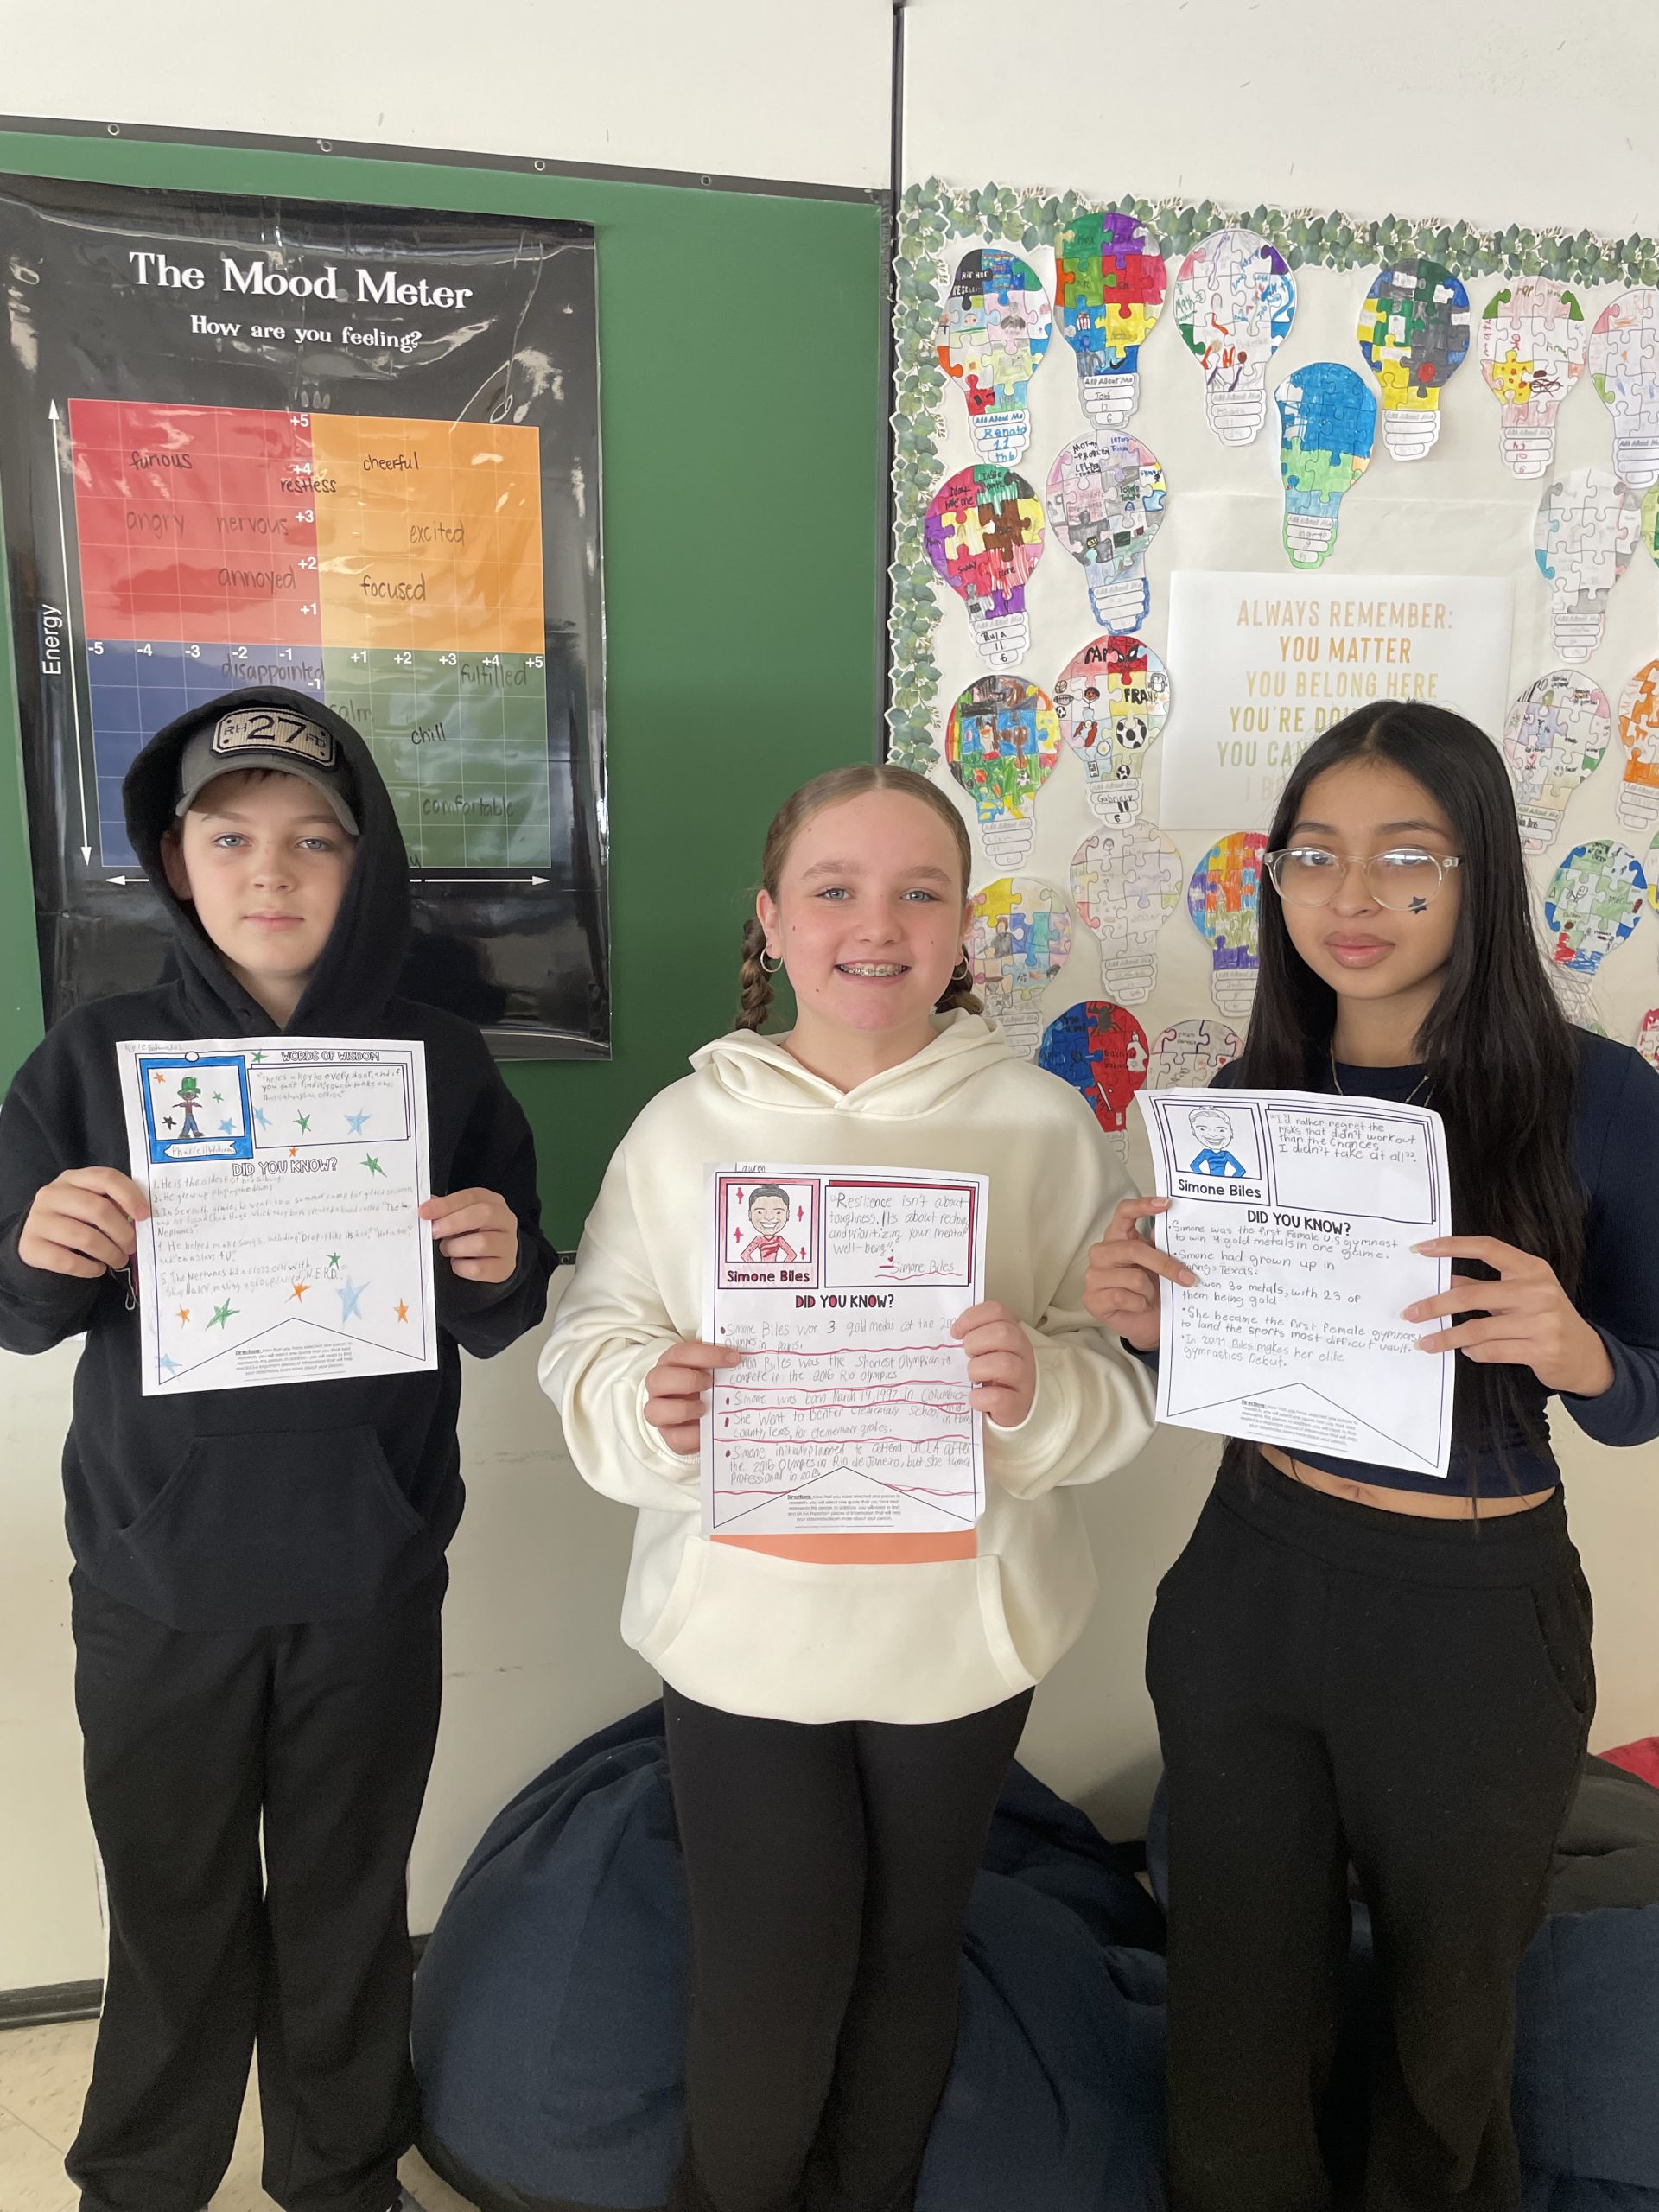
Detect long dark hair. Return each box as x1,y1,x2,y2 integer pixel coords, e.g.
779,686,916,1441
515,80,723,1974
1233,702,1584,1466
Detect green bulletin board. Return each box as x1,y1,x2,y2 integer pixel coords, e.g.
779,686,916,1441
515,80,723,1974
0,129,890,1246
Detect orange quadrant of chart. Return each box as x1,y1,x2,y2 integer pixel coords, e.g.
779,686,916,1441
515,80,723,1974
69,398,552,871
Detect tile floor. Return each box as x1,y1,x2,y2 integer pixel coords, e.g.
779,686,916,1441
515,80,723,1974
0,2020,472,2212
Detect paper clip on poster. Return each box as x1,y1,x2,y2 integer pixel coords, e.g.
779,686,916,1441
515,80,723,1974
701,1164,988,1540
1136,1087,1454,1478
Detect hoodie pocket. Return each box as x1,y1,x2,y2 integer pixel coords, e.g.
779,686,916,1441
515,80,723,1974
110,1425,430,1630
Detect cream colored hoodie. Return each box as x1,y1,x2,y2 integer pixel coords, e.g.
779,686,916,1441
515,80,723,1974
538,1014,1155,1724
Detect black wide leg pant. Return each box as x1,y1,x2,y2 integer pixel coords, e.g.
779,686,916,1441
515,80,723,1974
661,1681,1033,2212
66,1566,445,2212
1147,1462,1592,2212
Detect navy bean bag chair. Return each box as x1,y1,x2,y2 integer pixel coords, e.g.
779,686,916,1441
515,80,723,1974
414,1711,1659,2212
412,1703,1166,2212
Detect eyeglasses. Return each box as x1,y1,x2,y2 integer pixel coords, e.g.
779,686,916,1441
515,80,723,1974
1264,847,1462,912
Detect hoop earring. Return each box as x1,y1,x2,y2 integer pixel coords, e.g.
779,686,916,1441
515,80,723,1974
760,951,784,975
950,955,972,985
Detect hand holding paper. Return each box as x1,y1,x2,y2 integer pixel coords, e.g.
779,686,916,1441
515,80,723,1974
20,1167,149,1278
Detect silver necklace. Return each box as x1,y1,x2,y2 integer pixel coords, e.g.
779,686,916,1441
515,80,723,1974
1329,1047,1431,1106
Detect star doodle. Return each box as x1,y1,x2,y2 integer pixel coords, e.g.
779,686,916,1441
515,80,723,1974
208,1300,238,1331
344,1109,372,1135
362,1154,385,1177
212,1091,224,1103
162,1116,176,1130
219,1117,235,1135
254,1108,270,1130
289,1281,311,1301
327,1251,341,1268
336,1278,369,1324
251,1051,265,1063
395,1298,410,1323
158,1354,179,1375
175,1306,190,1325
296,1112,312,1135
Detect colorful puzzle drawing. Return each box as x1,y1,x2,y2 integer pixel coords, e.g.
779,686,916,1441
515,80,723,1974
1478,279,1587,479
1043,435,1167,633
1542,837,1646,1019
1615,658,1659,834
1589,288,1659,490
1274,362,1377,569
1500,671,1611,852
1637,1007,1659,1070
1069,823,1182,1004
1533,468,1640,662
1149,1015,1241,1090
936,249,1053,467
1187,832,1266,1018
1037,1000,1149,1145
67,400,550,869
1052,632,1172,826
1356,258,1471,462
1173,229,1295,446
944,675,1063,869
1052,210,1167,430
924,464,1046,667
965,875,1072,1057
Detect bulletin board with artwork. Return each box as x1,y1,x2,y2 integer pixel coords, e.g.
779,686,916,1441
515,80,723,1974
890,184,1659,1136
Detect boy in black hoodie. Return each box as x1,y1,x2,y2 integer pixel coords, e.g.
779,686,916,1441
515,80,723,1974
0,690,556,2212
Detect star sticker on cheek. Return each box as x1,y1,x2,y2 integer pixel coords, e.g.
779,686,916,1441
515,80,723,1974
1408,897,1429,914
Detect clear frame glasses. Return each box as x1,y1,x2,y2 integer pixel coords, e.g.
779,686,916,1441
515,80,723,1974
1264,846,1462,912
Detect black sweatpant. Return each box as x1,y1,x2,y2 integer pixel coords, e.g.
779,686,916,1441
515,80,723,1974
67,1565,446,2212
1147,1462,1593,2212
661,1682,1033,2212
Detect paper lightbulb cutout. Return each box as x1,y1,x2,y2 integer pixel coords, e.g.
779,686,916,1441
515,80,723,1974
1037,1000,1149,1146
1589,288,1659,491
1356,258,1471,462
924,465,1046,668
1542,838,1646,1020
944,675,1063,870
1478,279,1587,480
966,877,1071,1058
1638,1007,1659,1072
1173,229,1295,446
1615,659,1659,835
1149,1016,1241,1090
1274,362,1377,569
1070,825,1182,1004
936,249,1053,467
1053,209,1167,431
1044,435,1167,633
1500,671,1611,853
1533,468,1640,663
1187,832,1266,1018
1052,632,1172,827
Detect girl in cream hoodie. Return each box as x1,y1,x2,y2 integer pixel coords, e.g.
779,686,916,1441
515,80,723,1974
540,764,1154,2212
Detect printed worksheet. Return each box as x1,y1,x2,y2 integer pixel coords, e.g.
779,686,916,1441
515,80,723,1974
702,1163,988,1537
117,1037,438,1395
1136,1088,1454,1477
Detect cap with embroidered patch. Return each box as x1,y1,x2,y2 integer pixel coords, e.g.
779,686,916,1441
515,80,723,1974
175,703,359,834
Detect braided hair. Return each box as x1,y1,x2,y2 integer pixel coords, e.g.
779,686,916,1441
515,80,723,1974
735,765,982,1033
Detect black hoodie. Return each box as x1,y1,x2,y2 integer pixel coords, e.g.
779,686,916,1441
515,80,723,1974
0,688,556,1630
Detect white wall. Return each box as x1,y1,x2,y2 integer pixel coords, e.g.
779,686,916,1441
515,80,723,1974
0,0,894,190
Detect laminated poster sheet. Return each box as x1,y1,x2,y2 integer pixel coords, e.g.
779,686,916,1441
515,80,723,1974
701,1164,988,1541
118,1035,437,1395
1137,1087,1454,1478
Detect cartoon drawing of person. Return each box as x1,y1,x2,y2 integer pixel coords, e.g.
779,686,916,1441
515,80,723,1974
1187,1107,1249,1178
174,1076,203,1141
739,1184,800,1263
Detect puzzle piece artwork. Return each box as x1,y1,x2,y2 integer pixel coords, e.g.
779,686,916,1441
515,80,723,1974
1500,670,1611,852
1356,258,1471,461
1542,836,1647,1020
1069,823,1183,1004
1043,435,1167,633
965,875,1072,1057
1478,278,1587,479
1533,468,1640,662
944,675,1063,870
1588,287,1659,490
1149,1015,1241,1090
936,249,1053,467
1173,229,1295,445
1037,999,1149,1149
1274,361,1377,569
1187,832,1267,1019
1052,632,1173,826
1616,658,1659,835
1053,209,1167,430
924,464,1046,667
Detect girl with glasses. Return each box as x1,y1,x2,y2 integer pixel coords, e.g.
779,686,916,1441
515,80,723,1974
1083,702,1659,2212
